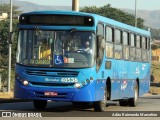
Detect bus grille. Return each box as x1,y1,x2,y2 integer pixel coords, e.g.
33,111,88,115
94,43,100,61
25,69,79,77
30,82,75,87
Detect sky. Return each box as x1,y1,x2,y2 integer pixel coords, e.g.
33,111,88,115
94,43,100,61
18,0,160,10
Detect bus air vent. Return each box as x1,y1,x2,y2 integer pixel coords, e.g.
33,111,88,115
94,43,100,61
30,82,75,87
25,69,79,77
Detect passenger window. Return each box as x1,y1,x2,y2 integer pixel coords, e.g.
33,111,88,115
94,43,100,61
142,37,149,62
130,34,135,47
106,43,113,58
136,49,141,61
130,48,136,61
123,46,129,60
123,32,128,45
114,45,122,59
147,38,150,50
97,23,104,37
130,33,136,61
142,37,146,49
145,38,148,49
106,27,113,42
142,50,148,62
136,35,141,48
123,32,129,60
115,29,121,44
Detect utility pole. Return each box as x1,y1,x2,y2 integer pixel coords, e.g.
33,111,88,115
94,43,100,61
72,0,79,12
7,0,13,92
135,0,137,27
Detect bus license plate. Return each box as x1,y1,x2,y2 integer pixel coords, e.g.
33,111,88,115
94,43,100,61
44,92,58,96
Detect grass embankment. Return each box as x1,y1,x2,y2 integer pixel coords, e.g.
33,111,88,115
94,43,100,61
150,61,160,94
151,61,160,83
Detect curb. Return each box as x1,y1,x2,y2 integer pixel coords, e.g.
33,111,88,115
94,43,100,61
0,98,30,104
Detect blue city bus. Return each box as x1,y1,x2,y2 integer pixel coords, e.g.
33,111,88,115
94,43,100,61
14,10,151,112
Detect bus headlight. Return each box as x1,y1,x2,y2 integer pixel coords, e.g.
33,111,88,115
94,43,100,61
23,80,29,86
16,73,29,86
74,83,81,88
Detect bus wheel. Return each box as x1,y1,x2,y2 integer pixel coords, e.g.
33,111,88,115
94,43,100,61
93,88,107,112
119,99,128,106
33,100,47,109
72,102,81,106
128,82,138,107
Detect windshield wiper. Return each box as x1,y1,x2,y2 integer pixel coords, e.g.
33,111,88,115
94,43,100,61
35,26,43,39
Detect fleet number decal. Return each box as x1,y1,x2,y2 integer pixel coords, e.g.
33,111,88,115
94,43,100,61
61,78,78,83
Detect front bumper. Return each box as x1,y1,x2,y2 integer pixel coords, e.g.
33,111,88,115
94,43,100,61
14,79,105,102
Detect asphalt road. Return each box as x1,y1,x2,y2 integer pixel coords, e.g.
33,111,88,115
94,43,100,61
0,94,160,119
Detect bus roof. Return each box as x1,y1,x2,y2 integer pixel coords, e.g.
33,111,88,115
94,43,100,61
21,10,150,37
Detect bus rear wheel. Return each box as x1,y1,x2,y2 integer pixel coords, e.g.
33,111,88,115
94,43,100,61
33,100,47,109
128,82,138,107
93,88,107,112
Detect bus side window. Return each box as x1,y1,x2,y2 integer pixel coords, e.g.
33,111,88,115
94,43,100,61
106,26,113,58
129,33,136,61
123,31,129,60
147,38,151,62
136,35,142,61
114,29,122,59
142,37,148,62
97,23,104,37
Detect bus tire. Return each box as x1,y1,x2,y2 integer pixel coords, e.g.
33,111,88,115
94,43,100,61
72,102,81,106
128,82,138,107
93,88,107,112
119,99,128,106
33,100,47,109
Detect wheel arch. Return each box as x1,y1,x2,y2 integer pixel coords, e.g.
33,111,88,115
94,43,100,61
106,77,111,100
136,78,140,96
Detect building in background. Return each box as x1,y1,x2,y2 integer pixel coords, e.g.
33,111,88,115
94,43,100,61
0,13,8,21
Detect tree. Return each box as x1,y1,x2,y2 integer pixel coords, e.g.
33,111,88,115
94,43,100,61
150,28,160,40
0,3,22,18
0,19,18,90
0,19,18,66
80,4,144,29
0,3,21,89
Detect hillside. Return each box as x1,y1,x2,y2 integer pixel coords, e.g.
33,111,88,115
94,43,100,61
0,0,71,13
1,0,160,29
0,0,160,29
123,9,160,29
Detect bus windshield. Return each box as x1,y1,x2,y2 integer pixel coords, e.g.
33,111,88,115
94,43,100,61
16,30,96,68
